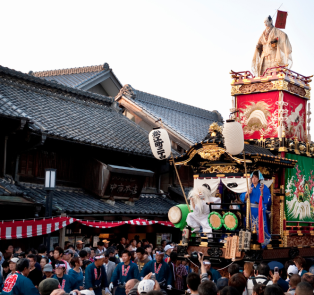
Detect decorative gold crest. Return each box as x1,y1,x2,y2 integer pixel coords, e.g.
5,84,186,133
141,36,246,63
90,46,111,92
201,165,239,174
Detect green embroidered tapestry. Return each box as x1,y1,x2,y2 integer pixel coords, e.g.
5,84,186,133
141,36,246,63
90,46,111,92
285,153,314,222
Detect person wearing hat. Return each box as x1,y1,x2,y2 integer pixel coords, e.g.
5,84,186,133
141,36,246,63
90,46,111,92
76,240,84,253
103,240,110,250
140,250,171,290
63,248,74,266
202,259,221,283
2,258,40,295
38,278,60,295
240,170,272,248
163,245,174,262
6,257,19,280
110,250,140,295
43,263,54,279
286,265,299,282
85,254,109,295
52,260,76,293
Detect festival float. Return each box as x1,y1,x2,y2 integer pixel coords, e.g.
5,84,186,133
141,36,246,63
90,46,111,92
154,11,314,265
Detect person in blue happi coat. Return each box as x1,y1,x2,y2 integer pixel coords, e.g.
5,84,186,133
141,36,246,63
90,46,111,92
140,250,172,290
52,260,76,293
110,250,140,295
2,258,40,295
85,254,110,295
240,170,272,248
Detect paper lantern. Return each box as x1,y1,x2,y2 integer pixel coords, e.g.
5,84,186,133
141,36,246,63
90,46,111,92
149,128,171,160
222,120,244,155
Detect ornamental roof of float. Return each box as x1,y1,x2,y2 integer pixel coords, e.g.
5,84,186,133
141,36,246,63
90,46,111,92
30,63,122,90
0,65,152,156
116,84,224,145
0,177,177,215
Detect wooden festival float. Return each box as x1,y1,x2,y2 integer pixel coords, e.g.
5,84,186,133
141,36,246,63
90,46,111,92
168,65,314,265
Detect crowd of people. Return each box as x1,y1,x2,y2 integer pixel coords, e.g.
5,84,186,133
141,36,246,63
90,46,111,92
0,238,314,295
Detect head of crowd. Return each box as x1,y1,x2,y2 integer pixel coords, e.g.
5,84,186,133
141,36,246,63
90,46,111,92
0,238,314,295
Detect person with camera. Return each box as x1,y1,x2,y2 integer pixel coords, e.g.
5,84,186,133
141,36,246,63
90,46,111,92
247,263,273,295
140,250,171,290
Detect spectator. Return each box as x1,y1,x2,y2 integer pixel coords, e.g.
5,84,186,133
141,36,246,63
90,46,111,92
40,257,49,271
2,258,40,295
103,240,110,250
130,239,137,251
54,246,70,274
69,256,84,291
8,257,19,278
52,260,76,293
220,286,240,295
187,272,200,295
96,241,105,254
198,280,218,295
64,241,71,250
118,237,127,256
1,261,10,281
293,256,307,277
286,265,298,282
295,281,313,295
287,274,301,295
244,262,254,279
216,277,229,292
134,247,150,272
76,240,84,253
264,285,283,295
107,247,120,264
63,249,74,266
175,259,188,290
301,272,314,288
43,263,54,279
14,247,22,254
247,263,273,295
164,245,174,260
144,245,153,261
228,273,247,295
90,248,96,261
137,241,142,249
228,263,240,278
142,239,149,246
203,259,221,283
125,279,140,295
104,251,116,283
27,254,42,287
83,247,92,260
138,279,155,294
6,245,14,256
268,261,289,292
161,240,167,250
38,278,59,295
252,283,266,295
0,251,4,266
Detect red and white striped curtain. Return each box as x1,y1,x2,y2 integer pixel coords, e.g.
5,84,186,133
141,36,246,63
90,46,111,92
0,217,174,240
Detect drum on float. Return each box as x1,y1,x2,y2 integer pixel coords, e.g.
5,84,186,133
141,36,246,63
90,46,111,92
168,204,190,230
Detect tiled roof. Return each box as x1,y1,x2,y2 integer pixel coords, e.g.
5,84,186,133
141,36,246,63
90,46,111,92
242,144,274,156
18,182,178,215
30,63,120,89
116,85,224,144
0,66,152,156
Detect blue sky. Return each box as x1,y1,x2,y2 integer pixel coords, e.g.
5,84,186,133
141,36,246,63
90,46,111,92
1,0,314,136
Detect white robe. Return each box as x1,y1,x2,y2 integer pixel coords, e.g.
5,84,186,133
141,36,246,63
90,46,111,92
186,197,221,233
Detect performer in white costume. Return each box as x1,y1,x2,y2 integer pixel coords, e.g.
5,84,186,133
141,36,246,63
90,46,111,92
186,185,221,234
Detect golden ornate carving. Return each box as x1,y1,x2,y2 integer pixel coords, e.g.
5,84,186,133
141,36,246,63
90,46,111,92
305,89,311,99
272,80,289,91
257,166,270,175
288,83,306,97
231,85,241,95
209,122,222,133
239,82,273,93
201,165,239,174
198,147,225,161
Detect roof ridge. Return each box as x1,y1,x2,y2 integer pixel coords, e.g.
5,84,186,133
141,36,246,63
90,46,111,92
31,63,110,77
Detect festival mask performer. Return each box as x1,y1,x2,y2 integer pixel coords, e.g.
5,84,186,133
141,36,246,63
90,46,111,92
186,185,221,236
85,254,110,295
240,170,272,248
110,250,140,295
140,250,172,291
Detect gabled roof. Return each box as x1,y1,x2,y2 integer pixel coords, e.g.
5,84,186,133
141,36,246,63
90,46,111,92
0,65,152,156
116,84,224,146
30,63,122,95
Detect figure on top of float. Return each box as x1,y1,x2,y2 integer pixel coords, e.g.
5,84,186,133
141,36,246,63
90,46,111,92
252,15,292,76
240,170,271,248
186,184,221,235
